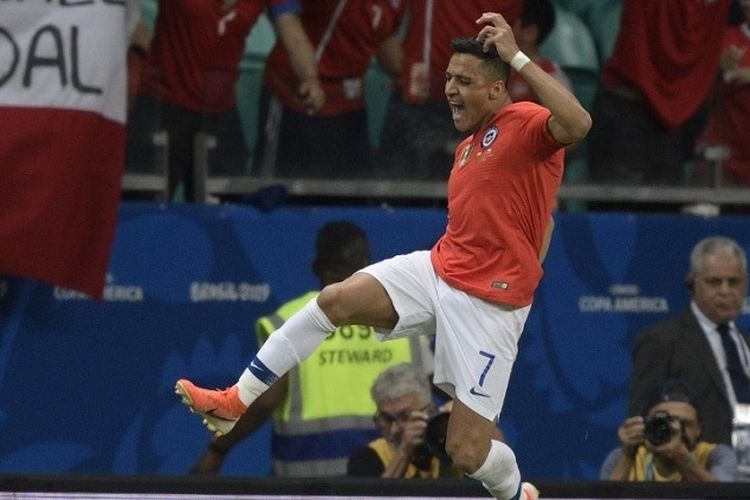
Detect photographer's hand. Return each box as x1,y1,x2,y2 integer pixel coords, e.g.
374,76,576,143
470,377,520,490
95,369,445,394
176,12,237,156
618,416,645,457
381,410,429,478
608,416,645,480
648,420,718,482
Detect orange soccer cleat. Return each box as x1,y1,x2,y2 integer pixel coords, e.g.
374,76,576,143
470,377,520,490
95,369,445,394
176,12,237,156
175,379,247,436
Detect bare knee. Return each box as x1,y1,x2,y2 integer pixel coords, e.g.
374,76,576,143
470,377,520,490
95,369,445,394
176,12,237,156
317,282,350,325
317,273,398,328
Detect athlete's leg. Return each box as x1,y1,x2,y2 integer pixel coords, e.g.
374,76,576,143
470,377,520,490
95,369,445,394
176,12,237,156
431,278,534,499
317,272,399,328
176,252,430,433
236,272,397,404
447,400,528,499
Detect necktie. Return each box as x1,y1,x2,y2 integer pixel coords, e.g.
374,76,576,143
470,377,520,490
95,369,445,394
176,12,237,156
717,323,750,404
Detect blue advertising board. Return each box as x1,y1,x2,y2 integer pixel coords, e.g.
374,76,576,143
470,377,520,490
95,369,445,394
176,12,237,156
1,203,748,479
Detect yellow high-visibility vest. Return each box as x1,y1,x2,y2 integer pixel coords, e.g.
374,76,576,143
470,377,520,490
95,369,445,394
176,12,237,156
256,291,427,477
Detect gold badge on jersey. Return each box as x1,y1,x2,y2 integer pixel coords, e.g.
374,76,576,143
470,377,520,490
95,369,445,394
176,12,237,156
459,144,474,167
491,280,509,290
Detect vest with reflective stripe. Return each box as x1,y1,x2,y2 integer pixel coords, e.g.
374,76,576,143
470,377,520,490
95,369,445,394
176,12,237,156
256,291,423,477
367,437,442,479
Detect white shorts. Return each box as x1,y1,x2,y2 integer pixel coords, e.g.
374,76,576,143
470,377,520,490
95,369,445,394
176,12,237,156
360,250,531,422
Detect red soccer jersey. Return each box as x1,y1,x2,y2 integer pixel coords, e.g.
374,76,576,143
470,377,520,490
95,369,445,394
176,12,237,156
142,0,299,112
701,21,750,185
431,102,564,307
400,0,523,103
264,0,402,116
601,0,732,128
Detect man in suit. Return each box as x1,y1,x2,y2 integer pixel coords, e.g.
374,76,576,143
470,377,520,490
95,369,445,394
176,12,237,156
629,236,750,446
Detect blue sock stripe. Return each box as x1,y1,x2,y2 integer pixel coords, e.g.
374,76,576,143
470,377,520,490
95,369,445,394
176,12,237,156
248,357,279,386
510,482,522,500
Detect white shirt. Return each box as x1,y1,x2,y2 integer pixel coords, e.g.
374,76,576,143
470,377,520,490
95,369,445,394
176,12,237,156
692,301,750,409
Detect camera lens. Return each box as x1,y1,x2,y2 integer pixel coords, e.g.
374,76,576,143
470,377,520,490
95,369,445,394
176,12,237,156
644,411,674,446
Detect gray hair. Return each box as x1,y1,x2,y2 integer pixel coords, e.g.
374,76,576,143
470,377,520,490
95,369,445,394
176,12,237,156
689,236,747,276
371,363,431,406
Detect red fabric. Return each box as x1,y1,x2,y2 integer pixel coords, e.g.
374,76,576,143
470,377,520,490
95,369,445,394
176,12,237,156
142,0,294,112
0,108,125,298
700,22,750,185
431,102,563,307
507,58,570,104
602,0,732,128
264,0,401,116
400,0,523,103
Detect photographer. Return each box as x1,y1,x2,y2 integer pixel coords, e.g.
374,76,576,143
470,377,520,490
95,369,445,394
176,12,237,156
600,381,738,482
347,363,461,479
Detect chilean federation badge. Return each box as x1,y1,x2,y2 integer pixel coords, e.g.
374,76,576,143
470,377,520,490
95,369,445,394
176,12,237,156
481,125,498,149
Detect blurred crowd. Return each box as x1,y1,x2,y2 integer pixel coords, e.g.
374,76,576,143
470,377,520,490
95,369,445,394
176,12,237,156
123,0,750,206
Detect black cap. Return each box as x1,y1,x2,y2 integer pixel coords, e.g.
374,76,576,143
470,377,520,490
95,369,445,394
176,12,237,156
642,379,695,417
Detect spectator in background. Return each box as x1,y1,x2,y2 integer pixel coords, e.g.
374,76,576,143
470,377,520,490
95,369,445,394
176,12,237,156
188,222,431,477
127,0,323,202
507,0,573,105
588,0,734,186
347,363,460,479
126,0,151,113
629,236,750,447
600,381,738,482
254,0,403,179
693,0,750,188
376,0,523,180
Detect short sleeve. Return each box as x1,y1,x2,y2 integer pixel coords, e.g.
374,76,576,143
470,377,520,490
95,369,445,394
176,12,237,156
599,447,624,480
708,444,738,482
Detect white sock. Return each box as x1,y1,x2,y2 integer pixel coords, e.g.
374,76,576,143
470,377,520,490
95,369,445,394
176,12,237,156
236,298,335,406
468,440,522,500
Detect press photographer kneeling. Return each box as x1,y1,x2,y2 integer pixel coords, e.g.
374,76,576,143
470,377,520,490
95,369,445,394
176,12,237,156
347,363,462,479
600,381,738,482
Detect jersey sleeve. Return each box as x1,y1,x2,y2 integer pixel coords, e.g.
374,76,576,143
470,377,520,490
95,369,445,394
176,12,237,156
599,447,624,480
512,102,562,158
708,444,739,481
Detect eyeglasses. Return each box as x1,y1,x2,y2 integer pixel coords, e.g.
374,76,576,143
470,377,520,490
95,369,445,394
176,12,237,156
373,404,433,427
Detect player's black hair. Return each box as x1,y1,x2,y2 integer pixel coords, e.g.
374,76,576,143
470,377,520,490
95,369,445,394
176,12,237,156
451,36,509,82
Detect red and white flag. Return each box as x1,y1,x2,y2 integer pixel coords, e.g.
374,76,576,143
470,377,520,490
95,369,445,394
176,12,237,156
0,4,128,298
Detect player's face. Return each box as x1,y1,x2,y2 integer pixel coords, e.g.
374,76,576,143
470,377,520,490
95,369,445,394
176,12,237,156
741,0,750,20
445,53,502,134
691,253,748,325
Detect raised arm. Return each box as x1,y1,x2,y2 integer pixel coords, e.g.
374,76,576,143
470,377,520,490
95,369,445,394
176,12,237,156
375,33,404,81
475,12,591,145
274,13,325,113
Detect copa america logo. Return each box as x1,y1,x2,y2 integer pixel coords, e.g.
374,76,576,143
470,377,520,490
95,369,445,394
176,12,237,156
481,126,498,148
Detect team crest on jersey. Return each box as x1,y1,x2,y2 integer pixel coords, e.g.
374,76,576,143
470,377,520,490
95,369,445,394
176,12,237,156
481,126,498,149
459,144,474,167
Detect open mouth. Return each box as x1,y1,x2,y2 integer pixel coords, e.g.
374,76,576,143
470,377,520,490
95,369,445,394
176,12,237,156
450,103,465,121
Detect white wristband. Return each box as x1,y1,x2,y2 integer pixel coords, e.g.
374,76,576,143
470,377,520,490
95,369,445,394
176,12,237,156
510,51,531,72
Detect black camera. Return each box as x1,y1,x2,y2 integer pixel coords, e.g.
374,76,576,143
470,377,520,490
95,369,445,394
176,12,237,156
412,410,451,469
423,411,450,459
644,411,679,446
